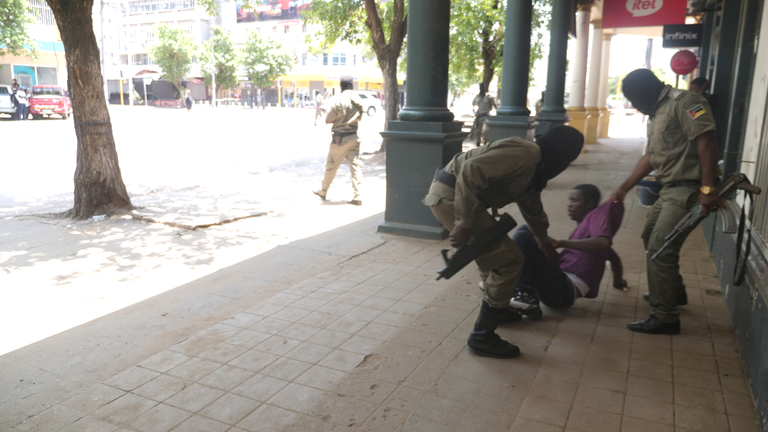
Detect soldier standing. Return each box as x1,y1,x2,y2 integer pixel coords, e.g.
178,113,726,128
313,75,364,206
612,69,724,335
471,83,496,146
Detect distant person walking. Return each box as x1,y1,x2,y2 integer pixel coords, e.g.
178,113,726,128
15,87,29,121
471,83,496,146
313,75,365,206
185,89,193,113
535,91,546,117
314,93,324,126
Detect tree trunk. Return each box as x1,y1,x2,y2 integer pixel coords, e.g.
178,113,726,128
381,60,399,127
47,0,133,219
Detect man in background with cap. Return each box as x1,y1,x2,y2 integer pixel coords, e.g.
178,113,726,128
612,68,724,335
423,126,585,358
313,75,365,205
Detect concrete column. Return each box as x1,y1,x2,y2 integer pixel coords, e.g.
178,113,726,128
598,33,613,139
397,0,453,123
487,0,534,141
566,2,592,137
536,0,571,135
378,0,467,239
584,20,602,144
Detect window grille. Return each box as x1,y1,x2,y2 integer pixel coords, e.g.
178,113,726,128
126,0,195,13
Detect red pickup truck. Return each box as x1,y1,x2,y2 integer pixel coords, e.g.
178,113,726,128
29,85,72,120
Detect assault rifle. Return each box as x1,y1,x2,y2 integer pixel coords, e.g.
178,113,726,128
436,213,518,280
649,173,762,262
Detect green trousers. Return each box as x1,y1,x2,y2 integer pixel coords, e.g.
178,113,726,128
642,185,699,323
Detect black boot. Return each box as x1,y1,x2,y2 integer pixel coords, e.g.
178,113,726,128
467,301,521,358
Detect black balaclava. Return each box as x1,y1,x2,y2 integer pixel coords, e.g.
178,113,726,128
340,75,354,91
479,83,487,96
622,68,665,116
534,126,584,191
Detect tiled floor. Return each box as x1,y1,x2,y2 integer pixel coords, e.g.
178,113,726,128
3,139,762,431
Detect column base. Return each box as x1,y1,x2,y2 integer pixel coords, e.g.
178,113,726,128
566,107,588,137
534,109,569,137
598,107,612,138
377,120,467,239
487,115,536,142
585,106,600,144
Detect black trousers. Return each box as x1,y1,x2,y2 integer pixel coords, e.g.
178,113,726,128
512,225,575,309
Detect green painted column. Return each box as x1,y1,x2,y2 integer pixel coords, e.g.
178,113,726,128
398,0,454,123
378,0,467,239
536,0,571,135
487,0,534,141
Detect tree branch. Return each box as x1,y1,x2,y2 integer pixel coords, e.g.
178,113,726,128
363,0,387,56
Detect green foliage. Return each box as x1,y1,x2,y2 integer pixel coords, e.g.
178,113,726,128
199,27,239,90
132,89,143,104
0,0,38,59
448,0,550,94
303,0,368,52
242,30,294,90
147,24,196,96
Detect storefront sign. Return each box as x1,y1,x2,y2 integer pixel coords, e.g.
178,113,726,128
295,80,309,87
603,0,687,28
368,83,382,90
670,50,698,75
662,24,704,48
324,80,335,87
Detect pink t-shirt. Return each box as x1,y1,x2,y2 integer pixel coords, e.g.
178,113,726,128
559,200,624,298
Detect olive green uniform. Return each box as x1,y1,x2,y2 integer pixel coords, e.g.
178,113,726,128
643,86,716,323
320,91,364,200
472,94,496,145
423,137,550,308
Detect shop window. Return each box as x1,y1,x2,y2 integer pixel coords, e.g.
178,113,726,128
323,53,328,66
332,53,346,66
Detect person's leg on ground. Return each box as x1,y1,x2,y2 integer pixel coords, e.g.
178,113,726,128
630,186,698,334
315,136,348,199
344,135,363,204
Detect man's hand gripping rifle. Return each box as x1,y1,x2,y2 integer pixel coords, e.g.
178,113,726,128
436,213,517,280
649,173,762,261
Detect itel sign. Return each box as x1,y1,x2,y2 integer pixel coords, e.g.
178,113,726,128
604,0,686,28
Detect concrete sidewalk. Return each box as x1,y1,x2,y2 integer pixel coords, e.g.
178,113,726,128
0,138,761,432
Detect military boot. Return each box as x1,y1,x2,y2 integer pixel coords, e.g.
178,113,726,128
467,301,521,358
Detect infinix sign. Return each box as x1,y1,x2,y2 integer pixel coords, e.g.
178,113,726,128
662,24,704,48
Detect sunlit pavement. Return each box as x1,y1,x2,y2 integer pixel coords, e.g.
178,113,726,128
0,111,760,432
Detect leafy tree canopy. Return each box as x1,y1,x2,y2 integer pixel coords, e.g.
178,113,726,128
199,27,239,90
147,24,197,98
1,0,38,59
242,30,294,90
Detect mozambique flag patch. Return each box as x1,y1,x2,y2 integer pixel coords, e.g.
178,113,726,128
688,104,706,120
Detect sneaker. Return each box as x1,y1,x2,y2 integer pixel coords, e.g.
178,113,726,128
312,190,327,200
509,292,543,318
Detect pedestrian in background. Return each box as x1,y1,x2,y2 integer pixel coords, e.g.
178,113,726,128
314,92,324,126
313,75,364,206
15,87,28,121
10,79,19,120
185,89,193,113
471,83,496,146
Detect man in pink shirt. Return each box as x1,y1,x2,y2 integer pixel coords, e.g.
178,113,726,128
507,184,626,318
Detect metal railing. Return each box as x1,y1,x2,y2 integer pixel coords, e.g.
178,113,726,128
28,0,56,26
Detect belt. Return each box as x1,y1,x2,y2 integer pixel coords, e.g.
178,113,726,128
665,180,701,188
332,131,357,138
434,168,456,188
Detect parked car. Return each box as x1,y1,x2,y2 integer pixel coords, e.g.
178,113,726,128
0,85,17,118
28,85,72,120
351,91,381,116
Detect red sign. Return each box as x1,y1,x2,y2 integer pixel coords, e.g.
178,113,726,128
670,50,698,75
603,0,687,28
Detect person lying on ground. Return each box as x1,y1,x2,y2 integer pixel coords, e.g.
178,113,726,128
498,184,626,318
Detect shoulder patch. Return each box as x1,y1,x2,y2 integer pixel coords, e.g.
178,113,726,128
687,104,707,119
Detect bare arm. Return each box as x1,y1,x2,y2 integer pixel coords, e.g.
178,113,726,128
555,236,612,254
611,153,653,202
607,248,627,289
695,131,726,216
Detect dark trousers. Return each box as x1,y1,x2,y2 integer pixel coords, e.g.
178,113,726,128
512,225,575,309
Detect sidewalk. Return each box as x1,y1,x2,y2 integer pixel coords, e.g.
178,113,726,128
0,137,760,432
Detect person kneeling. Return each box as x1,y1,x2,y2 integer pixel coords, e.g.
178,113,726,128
509,184,626,317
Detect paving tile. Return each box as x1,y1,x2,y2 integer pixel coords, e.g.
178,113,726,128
387,300,426,315
11,403,83,432
245,302,286,317
61,384,126,412
92,393,158,426
673,367,721,391
626,375,673,403
723,392,757,418
237,404,298,431
623,394,674,425
130,403,190,432
674,405,729,432
673,383,725,412
327,316,370,334
358,322,401,340
282,414,355,431
629,359,672,383
566,405,621,432
309,328,352,348
672,350,717,372
231,373,289,401
356,406,408,432
518,396,571,427
316,301,356,316
332,375,397,405
254,335,302,355
58,415,119,432
620,416,674,432
579,368,627,393
338,335,382,355
529,376,578,404
139,351,190,373
631,343,672,365
198,393,260,425
573,385,624,414
104,366,161,391
335,292,371,306
374,287,411,300
537,358,584,384
720,373,750,395
260,357,312,381
728,414,761,432
228,349,280,372
267,293,304,306
388,328,443,350
225,330,272,348
382,386,426,412
283,341,334,364
298,311,339,328
584,349,629,374
715,358,743,376
197,364,255,391
317,349,365,372
248,317,293,335
294,365,347,390
306,393,377,428
164,383,224,412
172,415,230,432
267,382,326,412
671,337,713,355
307,288,343,302
198,342,248,364
222,313,265,328
133,374,189,402
509,417,565,432
292,296,330,311
271,307,313,322
166,358,221,381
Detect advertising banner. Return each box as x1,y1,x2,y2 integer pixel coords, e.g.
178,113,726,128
662,24,704,48
603,0,687,28
237,0,310,23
